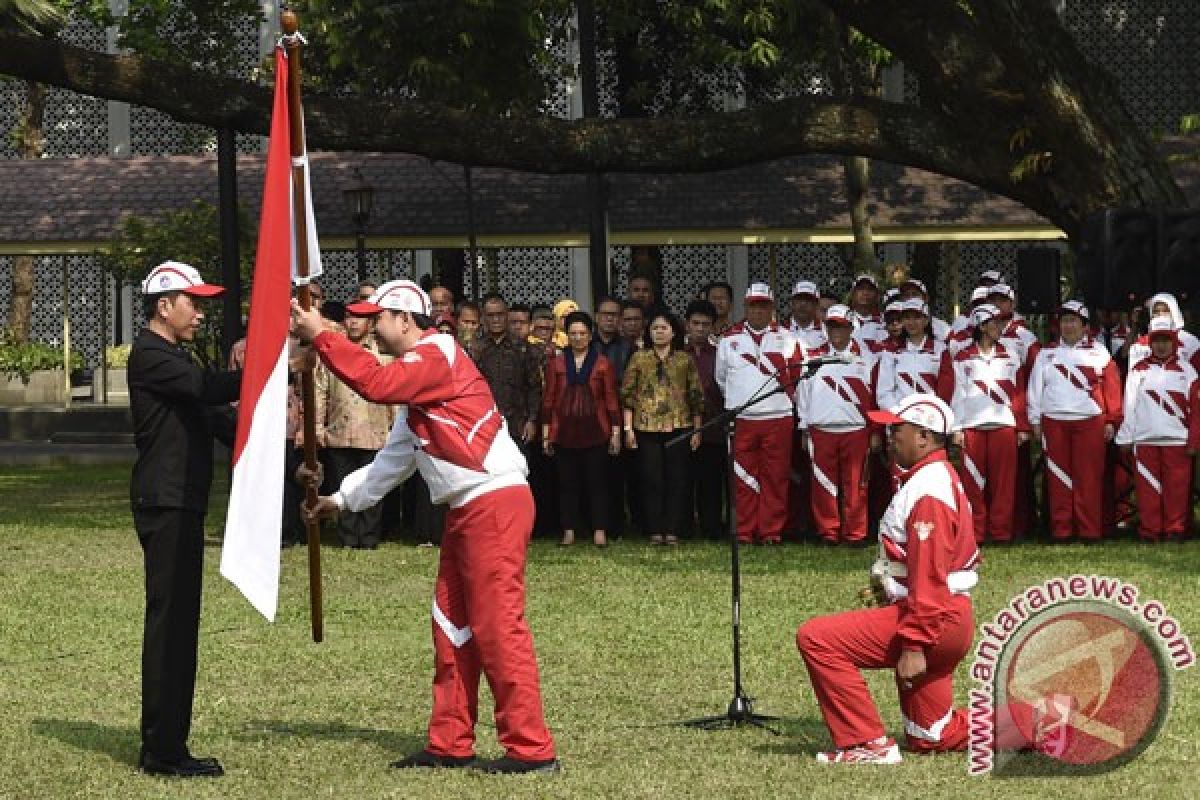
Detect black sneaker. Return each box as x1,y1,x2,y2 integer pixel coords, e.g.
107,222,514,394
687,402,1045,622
474,756,562,774
389,750,477,769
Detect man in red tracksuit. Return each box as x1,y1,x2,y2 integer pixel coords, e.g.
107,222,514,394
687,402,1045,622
797,393,979,764
715,282,804,544
295,279,559,775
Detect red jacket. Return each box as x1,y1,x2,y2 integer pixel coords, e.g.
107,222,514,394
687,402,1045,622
541,350,620,445
876,451,980,651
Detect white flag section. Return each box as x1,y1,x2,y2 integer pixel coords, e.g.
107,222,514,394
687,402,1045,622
290,137,323,281
220,347,289,619
220,45,301,621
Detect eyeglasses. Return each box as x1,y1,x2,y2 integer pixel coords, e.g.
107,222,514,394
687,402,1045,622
358,293,373,300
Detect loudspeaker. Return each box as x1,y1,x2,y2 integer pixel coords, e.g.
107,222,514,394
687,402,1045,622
1158,209,1200,308
1075,208,1200,311
1015,248,1061,314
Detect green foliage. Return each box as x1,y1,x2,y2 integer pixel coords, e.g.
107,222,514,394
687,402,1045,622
96,199,254,288
1168,112,1200,165
0,0,64,32
96,200,255,367
0,327,82,381
104,344,131,368
300,0,571,113
79,0,264,77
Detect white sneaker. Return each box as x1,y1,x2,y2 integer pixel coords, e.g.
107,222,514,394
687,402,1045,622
816,736,903,764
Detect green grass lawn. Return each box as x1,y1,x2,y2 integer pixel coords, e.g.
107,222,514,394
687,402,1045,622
1,464,1199,799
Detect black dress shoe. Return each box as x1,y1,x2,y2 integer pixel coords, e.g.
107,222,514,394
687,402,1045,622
473,756,562,774
389,750,477,769
138,752,224,778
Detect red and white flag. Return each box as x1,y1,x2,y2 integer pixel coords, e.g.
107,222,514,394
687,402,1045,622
221,47,320,620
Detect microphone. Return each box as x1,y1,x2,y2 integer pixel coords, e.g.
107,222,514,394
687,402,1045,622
804,352,855,368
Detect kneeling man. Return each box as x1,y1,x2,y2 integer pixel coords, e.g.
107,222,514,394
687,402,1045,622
796,393,979,764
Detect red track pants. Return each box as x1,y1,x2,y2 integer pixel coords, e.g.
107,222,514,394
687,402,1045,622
1041,416,1107,540
807,427,870,544
797,596,973,751
428,484,556,762
960,427,1017,544
732,416,793,543
1132,444,1194,540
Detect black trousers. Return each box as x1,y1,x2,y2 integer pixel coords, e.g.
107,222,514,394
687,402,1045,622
691,440,728,539
135,507,205,762
556,444,609,532
636,430,692,537
283,444,305,545
326,447,384,548
528,443,560,537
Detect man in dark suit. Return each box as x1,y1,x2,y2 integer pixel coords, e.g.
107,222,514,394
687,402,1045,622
129,261,240,778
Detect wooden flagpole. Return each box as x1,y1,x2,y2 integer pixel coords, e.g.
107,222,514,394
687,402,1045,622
281,7,324,643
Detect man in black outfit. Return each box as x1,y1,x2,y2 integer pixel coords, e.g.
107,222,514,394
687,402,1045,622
129,261,240,778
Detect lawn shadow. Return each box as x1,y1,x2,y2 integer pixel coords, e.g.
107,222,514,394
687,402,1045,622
750,716,839,757
234,719,424,755
32,718,139,767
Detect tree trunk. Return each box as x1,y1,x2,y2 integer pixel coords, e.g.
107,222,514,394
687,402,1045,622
823,14,880,277
842,155,876,272
7,79,47,342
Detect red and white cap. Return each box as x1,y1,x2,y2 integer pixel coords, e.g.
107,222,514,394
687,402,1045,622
970,287,991,305
345,279,432,316
899,297,929,316
1148,315,1178,340
1059,300,1089,321
824,304,852,326
900,277,928,295
980,269,1005,285
884,300,905,317
988,283,1015,300
791,280,819,299
971,303,1001,327
141,261,225,297
745,282,774,303
868,392,955,434
852,273,880,289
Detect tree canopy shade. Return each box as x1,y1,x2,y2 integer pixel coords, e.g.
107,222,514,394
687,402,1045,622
0,0,1187,239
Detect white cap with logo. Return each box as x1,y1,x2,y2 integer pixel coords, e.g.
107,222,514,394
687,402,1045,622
971,303,1001,327
745,282,774,303
791,280,819,299
345,279,432,316
868,393,955,434
900,297,930,316
1059,300,1089,321
141,261,225,297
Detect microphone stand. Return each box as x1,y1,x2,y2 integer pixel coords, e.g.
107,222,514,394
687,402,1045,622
671,359,828,733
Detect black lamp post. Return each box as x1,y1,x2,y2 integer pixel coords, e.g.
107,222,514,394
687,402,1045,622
343,167,375,283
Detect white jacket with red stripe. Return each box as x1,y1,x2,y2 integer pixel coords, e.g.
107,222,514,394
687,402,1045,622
850,312,890,359
314,329,528,511
789,319,828,350
875,335,954,411
1026,337,1122,426
998,317,1040,365
715,322,803,419
794,340,876,432
875,452,980,649
950,342,1030,431
1115,354,1200,447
